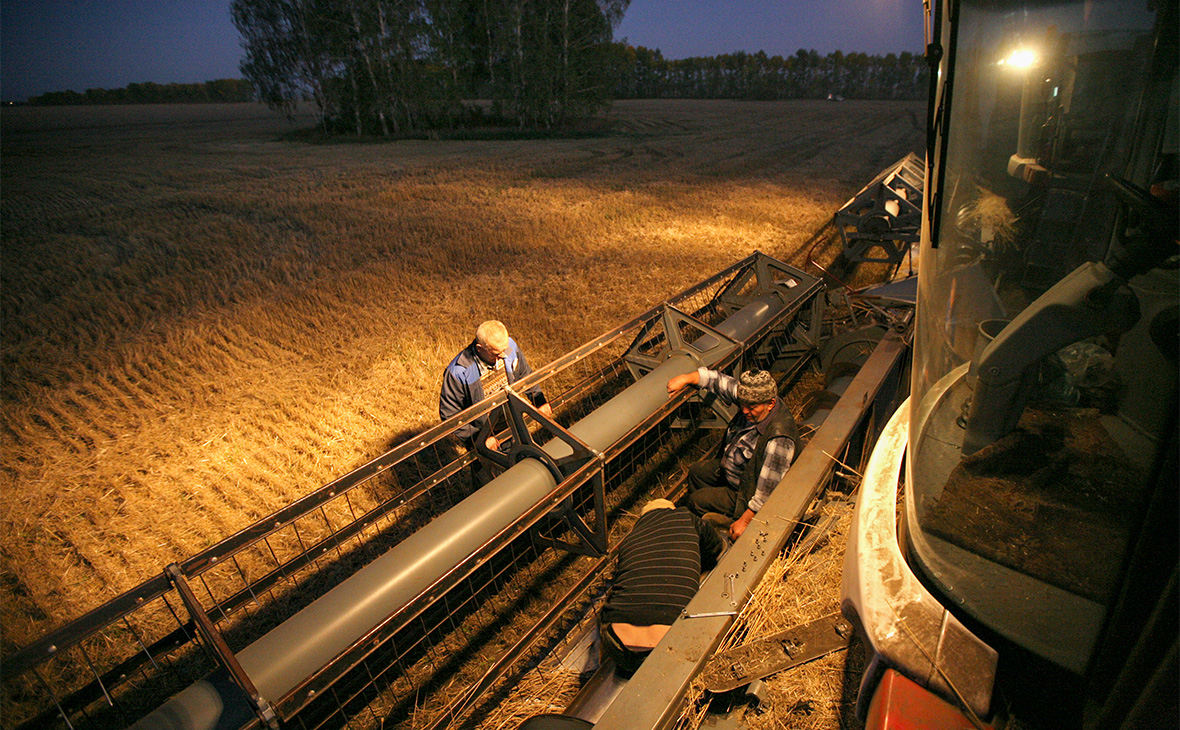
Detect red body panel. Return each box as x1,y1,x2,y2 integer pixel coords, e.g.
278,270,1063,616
865,669,993,730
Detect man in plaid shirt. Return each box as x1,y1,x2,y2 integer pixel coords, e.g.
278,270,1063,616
666,367,800,540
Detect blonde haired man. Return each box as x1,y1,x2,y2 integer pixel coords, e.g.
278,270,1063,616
440,320,551,482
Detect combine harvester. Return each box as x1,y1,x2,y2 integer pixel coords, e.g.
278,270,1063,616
586,0,1177,728
4,0,1174,728
1,243,911,730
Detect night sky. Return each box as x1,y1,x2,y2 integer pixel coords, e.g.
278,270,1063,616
1,0,926,103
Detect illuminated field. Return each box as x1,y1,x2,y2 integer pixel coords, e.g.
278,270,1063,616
0,99,924,651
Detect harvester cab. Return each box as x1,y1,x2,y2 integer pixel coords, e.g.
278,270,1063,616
843,0,1178,727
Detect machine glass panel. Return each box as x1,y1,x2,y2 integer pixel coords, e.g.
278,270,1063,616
906,0,1176,673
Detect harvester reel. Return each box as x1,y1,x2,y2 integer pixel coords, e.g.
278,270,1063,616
818,325,887,374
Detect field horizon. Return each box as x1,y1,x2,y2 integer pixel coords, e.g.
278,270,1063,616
0,98,924,653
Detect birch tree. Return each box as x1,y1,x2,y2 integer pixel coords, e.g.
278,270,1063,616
233,0,630,134
233,0,338,128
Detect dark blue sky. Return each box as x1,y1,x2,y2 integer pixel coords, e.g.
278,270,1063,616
1,0,926,102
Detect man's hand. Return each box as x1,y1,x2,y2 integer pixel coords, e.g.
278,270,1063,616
484,434,500,451
666,370,701,396
729,509,755,540
537,402,554,419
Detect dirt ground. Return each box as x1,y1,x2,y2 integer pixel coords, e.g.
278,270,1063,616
0,99,925,664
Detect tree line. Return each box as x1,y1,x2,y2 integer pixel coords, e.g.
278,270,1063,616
27,79,255,106
232,0,630,135
232,0,926,137
26,1,927,126
610,46,928,101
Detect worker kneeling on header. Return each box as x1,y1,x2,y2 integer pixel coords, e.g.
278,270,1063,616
666,368,800,540
600,499,724,677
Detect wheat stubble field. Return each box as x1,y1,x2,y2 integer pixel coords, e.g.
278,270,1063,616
0,99,924,656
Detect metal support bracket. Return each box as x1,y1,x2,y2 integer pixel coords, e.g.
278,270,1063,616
834,153,924,265
532,467,610,558
164,563,280,729
475,388,596,478
708,254,826,381
623,303,740,382
699,613,855,693
475,391,608,557
713,253,818,316
748,291,825,377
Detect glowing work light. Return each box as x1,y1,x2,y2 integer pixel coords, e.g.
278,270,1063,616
1002,48,1039,68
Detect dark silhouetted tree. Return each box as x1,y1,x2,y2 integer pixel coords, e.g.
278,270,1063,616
232,0,628,135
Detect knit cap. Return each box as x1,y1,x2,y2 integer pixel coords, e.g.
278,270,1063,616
736,370,777,405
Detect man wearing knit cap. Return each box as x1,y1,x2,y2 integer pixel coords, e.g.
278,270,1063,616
666,367,800,540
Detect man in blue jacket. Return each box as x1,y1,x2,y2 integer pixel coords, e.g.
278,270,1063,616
440,320,551,483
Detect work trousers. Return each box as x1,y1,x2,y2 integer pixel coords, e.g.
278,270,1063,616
599,621,652,678
685,459,745,521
